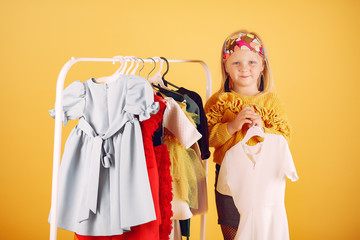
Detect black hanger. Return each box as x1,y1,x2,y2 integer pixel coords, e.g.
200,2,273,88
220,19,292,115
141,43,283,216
160,57,180,89
152,83,184,102
147,57,184,101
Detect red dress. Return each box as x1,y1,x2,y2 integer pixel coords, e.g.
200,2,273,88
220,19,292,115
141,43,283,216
154,143,173,240
76,95,173,240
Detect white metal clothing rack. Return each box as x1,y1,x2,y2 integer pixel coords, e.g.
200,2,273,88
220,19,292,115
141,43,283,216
50,57,212,240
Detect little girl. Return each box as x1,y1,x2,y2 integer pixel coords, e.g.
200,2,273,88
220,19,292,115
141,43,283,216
204,30,292,240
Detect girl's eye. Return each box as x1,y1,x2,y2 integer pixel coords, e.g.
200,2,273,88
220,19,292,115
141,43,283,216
249,61,256,64
233,62,240,65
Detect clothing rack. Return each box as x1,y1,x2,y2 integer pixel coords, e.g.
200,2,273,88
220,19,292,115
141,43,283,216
50,57,212,240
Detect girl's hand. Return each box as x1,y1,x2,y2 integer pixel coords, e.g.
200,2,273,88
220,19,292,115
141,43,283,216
250,113,263,129
227,106,260,135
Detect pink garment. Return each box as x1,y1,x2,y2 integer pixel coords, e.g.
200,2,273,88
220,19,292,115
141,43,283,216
162,97,202,149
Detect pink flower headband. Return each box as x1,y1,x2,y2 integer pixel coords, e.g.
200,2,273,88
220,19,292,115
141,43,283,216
223,32,264,62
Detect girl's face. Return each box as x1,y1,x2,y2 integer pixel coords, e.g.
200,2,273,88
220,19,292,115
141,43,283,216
225,49,264,93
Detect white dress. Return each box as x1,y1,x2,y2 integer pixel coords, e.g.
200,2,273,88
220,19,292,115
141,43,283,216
49,75,159,236
216,134,298,240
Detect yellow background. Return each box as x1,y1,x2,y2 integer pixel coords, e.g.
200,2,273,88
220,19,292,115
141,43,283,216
1,0,359,239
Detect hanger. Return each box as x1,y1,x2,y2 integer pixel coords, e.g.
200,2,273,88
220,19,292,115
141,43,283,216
152,84,184,102
119,56,131,75
129,56,139,75
94,56,124,83
241,125,265,144
158,56,184,101
108,56,125,81
147,57,184,101
146,57,156,80
137,58,145,76
125,56,136,75
160,57,180,89
113,55,125,74
148,56,168,88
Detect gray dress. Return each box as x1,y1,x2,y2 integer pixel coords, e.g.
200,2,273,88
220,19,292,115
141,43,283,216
49,75,159,236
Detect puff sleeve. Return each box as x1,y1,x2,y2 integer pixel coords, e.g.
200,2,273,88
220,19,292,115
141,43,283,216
49,80,86,126
279,136,299,182
123,76,159,121
204,93,234,148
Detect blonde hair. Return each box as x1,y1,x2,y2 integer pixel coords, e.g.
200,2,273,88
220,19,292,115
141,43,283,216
217,30,275,95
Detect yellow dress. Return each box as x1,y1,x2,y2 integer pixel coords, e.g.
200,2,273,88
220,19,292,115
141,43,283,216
163,101,206,210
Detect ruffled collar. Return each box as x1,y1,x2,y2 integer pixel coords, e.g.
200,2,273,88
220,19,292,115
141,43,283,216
206,91,274,120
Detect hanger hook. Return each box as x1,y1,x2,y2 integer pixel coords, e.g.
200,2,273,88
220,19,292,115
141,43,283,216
130,56,140,75
154,56,164,73
138,58,145,76
158,57,179,89
112,55,122,64
160,57,169,80
120,56,131,75
126,56,136,75
112,56,125,74
147,57,156,80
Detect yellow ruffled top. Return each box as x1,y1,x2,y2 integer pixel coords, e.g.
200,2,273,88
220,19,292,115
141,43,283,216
204,91,292,165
